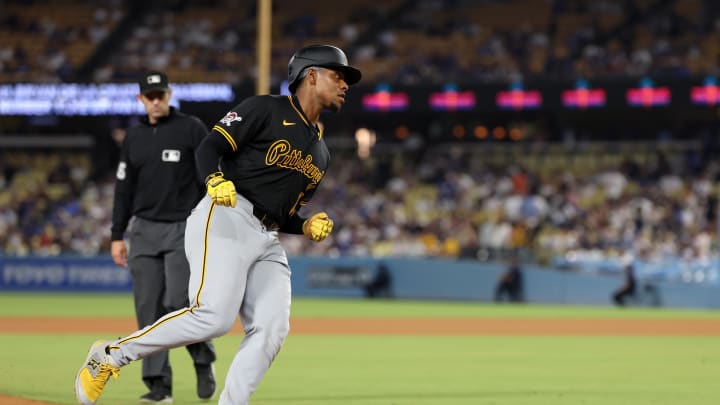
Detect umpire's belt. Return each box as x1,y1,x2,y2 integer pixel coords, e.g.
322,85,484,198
252,206,280,231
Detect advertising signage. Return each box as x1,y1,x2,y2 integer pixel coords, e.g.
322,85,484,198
0,77,716,117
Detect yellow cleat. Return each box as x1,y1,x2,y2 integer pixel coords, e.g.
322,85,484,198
74,340,120,404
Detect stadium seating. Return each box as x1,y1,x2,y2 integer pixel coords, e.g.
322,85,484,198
3,0,718,85
0,0,125,83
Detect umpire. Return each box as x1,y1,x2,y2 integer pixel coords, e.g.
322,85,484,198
110,70,216,403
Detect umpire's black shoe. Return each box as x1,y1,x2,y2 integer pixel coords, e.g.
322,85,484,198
195,364,216,401
138,389,172,404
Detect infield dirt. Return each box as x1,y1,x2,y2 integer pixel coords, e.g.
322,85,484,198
2,316,720,336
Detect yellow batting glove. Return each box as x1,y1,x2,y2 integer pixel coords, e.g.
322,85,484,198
205,172,236,207
303,212,334,242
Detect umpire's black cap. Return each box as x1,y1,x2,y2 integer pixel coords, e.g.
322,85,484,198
139,70,171,94
287,45,361,93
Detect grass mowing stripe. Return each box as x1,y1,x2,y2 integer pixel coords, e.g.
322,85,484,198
257,335,720,405
4,334,716,404
1,294,719,318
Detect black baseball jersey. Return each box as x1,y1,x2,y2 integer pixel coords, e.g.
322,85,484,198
111,108,207,240
208,95,330,229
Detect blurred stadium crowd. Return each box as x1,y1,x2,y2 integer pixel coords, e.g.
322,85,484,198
2,0,720,85
2,139,719,283
2,0,720,284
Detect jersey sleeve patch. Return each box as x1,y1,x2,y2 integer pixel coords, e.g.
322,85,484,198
219,111,243,126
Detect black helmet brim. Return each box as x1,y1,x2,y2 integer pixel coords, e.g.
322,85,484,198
317,63,362,86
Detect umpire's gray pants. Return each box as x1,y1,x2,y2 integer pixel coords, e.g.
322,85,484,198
127,217,216,391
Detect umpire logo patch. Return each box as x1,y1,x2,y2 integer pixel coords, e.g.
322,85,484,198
162,149,181,162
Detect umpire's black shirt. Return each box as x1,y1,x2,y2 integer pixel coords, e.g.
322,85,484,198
111,108,207,241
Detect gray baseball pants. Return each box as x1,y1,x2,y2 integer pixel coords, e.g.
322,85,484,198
109,195,291,404
127,217,216,391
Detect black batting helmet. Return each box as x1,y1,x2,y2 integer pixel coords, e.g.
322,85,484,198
287,45,362,93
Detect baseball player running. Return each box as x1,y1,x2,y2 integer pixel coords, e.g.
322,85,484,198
75,44,361,405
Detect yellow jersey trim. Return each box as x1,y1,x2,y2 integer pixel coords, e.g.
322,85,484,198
288,96,309,127
213,125,238,151
287,96,323,140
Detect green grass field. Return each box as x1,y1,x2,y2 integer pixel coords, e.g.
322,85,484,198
0,293,719,404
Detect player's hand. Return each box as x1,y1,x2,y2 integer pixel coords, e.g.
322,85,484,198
303,212,333,242
206,172,237,207
111,240,127,267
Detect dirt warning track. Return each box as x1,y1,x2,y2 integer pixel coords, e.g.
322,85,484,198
2,316,720,336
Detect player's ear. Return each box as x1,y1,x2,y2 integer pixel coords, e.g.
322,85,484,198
308,67,319,87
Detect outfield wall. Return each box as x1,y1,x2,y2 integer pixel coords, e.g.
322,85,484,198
1,256,718,309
